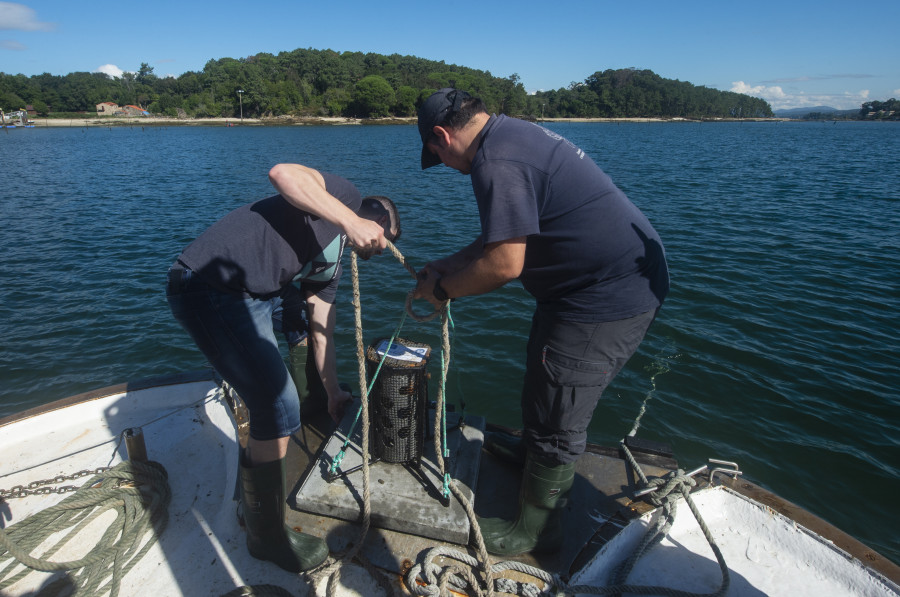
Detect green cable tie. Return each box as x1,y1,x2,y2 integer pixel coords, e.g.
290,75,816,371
329,450,346,475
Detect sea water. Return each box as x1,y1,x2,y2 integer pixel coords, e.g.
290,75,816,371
0,120,897,563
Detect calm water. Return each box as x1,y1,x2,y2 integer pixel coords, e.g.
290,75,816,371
1,121,898,563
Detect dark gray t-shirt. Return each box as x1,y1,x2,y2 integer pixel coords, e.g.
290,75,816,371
471,115,669,321
177,173,360,303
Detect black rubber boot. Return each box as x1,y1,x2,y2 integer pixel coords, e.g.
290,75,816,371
477,452,575,556
239,453,328,572
287,342,327,417
484,430,527,466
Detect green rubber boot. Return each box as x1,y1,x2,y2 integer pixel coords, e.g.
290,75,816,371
477,452,575,556
288,342,327,417
484,430,527,466
239,454,328,572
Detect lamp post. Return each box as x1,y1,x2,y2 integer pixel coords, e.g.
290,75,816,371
237,89,244,123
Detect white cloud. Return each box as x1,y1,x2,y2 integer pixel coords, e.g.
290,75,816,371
730,81,786,101
96,64,124,78
1,38,25,50
0,2,54,31
731,80,873,110
894,89,900,98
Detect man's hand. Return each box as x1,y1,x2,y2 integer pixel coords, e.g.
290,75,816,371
346,216,387,259
414,266,445,307
327,387,353,424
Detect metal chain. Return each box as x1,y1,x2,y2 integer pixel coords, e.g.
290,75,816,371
0,467,109,499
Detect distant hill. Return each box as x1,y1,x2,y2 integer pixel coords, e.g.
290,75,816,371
774,106,858,118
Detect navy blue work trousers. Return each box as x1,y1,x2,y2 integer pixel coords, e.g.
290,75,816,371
522,308,659,465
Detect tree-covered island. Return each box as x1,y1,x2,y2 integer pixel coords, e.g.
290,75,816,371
0,48,894,121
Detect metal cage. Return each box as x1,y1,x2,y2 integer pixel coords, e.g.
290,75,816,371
366,338,431,465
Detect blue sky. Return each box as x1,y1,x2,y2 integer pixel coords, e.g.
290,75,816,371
1,1,898,111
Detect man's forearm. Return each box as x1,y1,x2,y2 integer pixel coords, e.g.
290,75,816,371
441,237,526,299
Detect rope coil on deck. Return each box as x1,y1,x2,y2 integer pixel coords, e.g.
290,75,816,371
0,459,170,597
406,546,553,597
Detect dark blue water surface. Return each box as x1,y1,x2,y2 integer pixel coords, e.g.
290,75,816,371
1,121,897,562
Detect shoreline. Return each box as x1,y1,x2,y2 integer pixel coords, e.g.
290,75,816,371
24,115,791,128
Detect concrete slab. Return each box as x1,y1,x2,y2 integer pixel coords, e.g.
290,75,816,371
294,403,486,545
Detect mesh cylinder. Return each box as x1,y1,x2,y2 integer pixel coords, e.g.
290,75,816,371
366,338,431,464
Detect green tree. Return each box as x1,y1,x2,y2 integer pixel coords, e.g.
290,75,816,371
352,75,394,117
323,87,350,116
136,62,156,85
30,98,49,115
0,90,25,111
393,85,418,116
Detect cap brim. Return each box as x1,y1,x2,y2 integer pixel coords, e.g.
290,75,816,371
421,145,441,170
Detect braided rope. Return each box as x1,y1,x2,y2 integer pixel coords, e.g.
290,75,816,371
427,307,497,596
0,460,170,597
599,443,731,597
405,546,553,596
310,252,394,597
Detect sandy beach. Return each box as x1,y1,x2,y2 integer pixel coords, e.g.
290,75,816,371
24,115,780,127
27,116,378,127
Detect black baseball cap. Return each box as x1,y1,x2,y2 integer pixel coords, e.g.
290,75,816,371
417,88,471,169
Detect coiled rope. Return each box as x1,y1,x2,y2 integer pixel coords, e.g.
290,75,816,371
0,459,171,597
406,545,553,597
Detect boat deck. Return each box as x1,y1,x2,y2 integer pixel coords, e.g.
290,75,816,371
3,373,898,596
280,406,677,585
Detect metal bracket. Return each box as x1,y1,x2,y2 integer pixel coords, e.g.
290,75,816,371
633,464,708,498
708,458,742,485
633,457,742,499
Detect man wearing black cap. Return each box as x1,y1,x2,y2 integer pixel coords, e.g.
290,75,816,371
413,88,669,556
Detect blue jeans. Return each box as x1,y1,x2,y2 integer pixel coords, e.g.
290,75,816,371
166,265,301,441
272,282,309,347
522,308,659,465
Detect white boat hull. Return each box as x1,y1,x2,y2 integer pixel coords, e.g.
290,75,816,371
571,484,899,596
0,375,377,596
1,375,897,596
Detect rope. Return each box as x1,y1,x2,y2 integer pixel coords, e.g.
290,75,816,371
603,356,730,595
317,242,729,597
405,546,553,597
313,241,504,596
410,360,732,597
381,239,442,323
425,304,497,596
309,250,396,597
603,444,730,597
327,322,403,478
0,460,171,597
